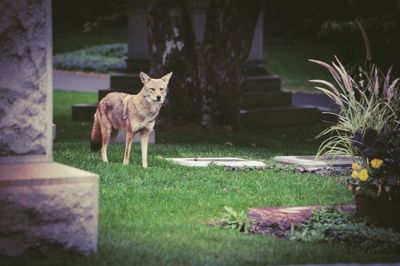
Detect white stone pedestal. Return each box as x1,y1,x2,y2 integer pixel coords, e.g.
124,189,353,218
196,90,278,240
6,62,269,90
0,163,99,256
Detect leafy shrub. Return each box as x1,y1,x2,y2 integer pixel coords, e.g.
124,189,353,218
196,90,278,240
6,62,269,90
289,208,400,254
53,43,127,73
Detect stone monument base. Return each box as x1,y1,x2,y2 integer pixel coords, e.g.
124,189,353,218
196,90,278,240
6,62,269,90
0,162,99,256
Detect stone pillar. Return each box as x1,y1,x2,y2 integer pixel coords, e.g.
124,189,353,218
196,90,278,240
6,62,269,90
126,11,151,73
0,0,53,163
246,14,268,75
0,0,99,256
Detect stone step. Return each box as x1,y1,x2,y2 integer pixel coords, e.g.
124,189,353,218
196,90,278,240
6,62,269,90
242,91,291,109
242,74,281,92
110,73,142,90
110,73,281,92
72,103,97,121
73,104,322,127
240,106,322,127
98,90,291,107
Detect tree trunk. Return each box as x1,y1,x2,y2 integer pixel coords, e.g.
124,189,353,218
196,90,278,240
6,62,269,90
146,0,201,121
200,0,263,129
146,0,262,129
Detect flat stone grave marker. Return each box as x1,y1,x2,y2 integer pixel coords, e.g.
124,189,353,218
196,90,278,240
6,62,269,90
273,155,353,173
166,157,265,168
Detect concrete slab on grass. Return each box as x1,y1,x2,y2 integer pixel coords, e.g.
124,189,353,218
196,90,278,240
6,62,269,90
273,155,353,170
166,157,265,168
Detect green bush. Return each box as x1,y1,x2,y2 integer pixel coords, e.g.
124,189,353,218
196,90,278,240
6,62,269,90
53,43,127,73
290,208,400,254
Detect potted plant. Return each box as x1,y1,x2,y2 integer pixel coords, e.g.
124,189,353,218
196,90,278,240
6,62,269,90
350,127,400,229
310,57,400,229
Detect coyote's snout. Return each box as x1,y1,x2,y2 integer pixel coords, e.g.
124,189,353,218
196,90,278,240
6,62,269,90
90,71,172,168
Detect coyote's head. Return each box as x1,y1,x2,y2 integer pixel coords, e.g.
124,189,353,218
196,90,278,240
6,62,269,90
140,72,173,103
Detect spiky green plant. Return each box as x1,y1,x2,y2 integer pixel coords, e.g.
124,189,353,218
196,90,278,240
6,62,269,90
309,57,400,157
220,206,252,232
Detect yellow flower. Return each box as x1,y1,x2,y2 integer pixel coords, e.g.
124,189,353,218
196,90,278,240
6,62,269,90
352,162,361,170
351,170,359,179
371,158,383,169
358,168,369,181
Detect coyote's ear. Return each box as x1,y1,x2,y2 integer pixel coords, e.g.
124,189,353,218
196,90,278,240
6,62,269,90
140,71,151,84
161,72,173,84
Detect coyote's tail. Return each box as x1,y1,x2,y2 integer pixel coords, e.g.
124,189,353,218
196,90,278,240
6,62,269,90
90,114,101,152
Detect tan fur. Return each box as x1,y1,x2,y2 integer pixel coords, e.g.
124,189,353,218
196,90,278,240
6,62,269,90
90,71,172,168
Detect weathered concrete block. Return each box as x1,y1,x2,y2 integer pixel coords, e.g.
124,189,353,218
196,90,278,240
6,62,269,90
0,162,99,256
241,91,292,109
242,75,281,92
71,103,97,122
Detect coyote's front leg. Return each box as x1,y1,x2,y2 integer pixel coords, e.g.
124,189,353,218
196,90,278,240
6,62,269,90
123,130,134,165
140,128,150,168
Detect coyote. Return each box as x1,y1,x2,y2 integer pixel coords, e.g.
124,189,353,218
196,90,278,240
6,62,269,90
90,72,172,168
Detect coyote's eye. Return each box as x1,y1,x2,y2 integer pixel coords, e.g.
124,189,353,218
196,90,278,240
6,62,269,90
160,88,164,91
150,88,155,91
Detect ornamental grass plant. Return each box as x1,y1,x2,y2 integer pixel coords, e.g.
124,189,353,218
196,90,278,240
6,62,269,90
310,57,400,157
310,58,400,200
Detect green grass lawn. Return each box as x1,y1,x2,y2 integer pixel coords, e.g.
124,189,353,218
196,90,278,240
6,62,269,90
265,40,363,92
3,90,398,265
